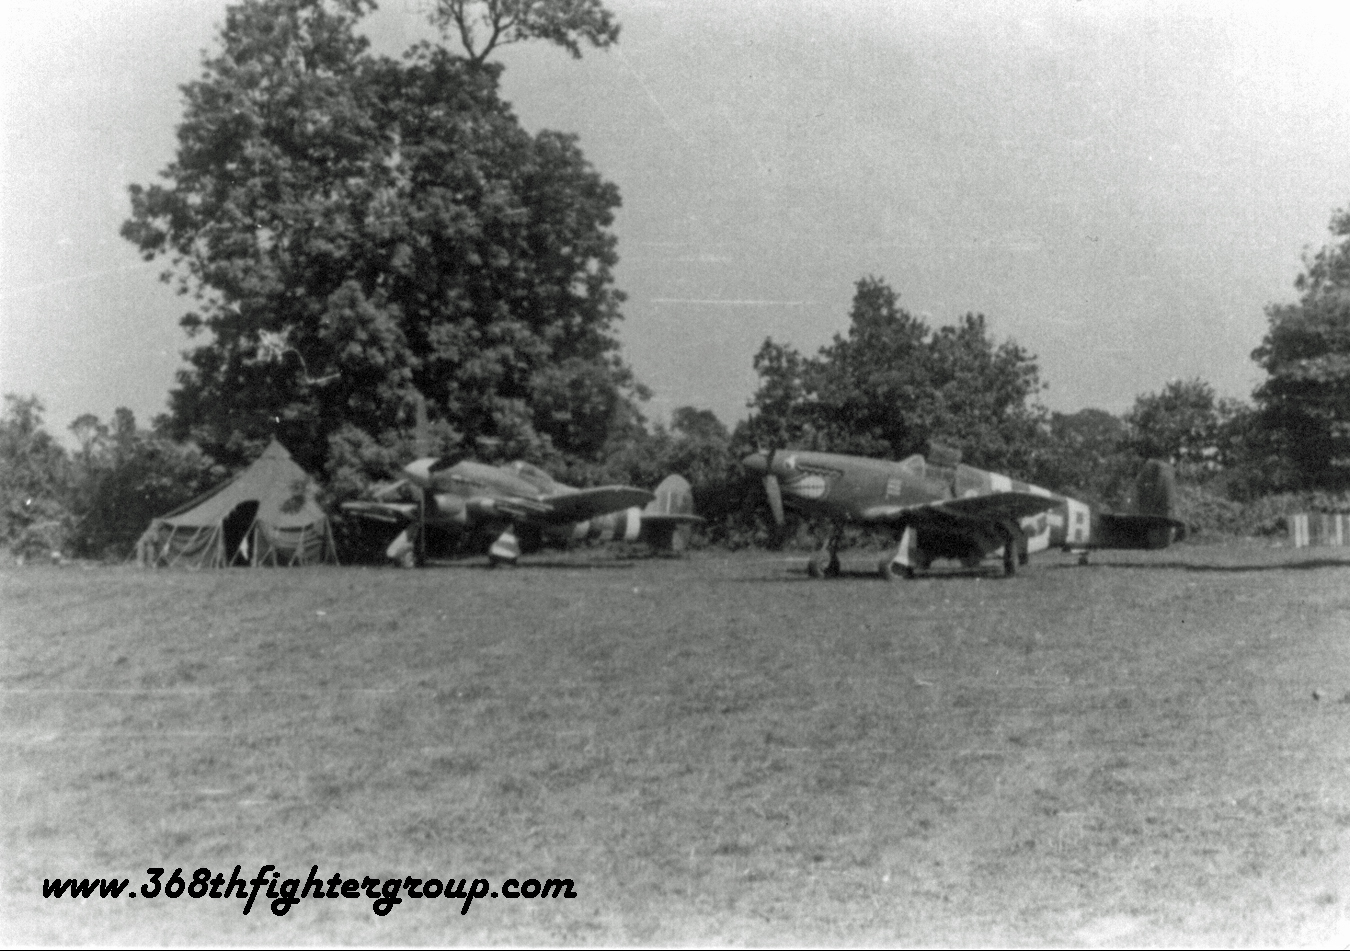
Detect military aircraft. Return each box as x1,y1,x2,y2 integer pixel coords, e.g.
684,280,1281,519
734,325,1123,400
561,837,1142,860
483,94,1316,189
742,445,1183,579
342,457,702,567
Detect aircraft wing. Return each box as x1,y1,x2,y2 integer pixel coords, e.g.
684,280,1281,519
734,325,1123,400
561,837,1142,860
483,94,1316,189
861,490,1060,528
528,486,656,525
340,500,417,527
640,513,705,525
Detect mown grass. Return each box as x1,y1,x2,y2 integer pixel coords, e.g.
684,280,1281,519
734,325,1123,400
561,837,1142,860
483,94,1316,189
3,546,1350,946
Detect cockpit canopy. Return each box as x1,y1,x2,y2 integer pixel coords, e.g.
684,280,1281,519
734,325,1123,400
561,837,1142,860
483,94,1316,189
507,461,556,493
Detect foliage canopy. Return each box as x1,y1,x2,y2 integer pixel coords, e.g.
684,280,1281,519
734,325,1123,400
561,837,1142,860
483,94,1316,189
123,0,637,482
430,0,620,64
748,277,1046,476
1252,205,1350,489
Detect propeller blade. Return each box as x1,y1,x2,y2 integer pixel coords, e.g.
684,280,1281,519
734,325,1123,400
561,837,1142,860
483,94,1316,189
413,484,427,566
764,473,785,527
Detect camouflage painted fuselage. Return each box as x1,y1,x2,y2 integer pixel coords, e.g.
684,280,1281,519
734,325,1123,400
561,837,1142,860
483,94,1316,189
743,449,1176,566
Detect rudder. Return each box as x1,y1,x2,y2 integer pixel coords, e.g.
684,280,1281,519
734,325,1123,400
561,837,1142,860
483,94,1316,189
640,475,700,552
1134,459,1177,521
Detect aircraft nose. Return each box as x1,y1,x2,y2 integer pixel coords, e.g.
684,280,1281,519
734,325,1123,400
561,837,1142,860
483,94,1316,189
742,452,768,474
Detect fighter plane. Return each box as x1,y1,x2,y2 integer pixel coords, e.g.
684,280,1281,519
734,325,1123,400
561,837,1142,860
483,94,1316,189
741,445,1183,579
341,457,702,567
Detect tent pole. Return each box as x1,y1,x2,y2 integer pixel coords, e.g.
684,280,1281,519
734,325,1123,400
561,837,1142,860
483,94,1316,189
293,523,307,566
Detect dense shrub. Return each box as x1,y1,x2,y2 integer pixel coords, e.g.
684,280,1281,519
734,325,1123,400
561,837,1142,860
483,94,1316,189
67,409,223,561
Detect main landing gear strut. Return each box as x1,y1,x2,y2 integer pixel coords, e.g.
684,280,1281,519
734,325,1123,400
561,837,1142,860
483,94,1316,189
807,530,842,578
487,528,520,567
878,526,924,581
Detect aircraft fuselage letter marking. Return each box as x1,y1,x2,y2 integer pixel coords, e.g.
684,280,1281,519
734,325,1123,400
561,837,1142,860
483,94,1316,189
1066,498,1090,545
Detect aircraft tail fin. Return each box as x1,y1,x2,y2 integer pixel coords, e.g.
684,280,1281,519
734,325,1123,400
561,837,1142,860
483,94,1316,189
645,474,695,518
1092,460,1184,550
640,475,703,552
1133,459,1177,521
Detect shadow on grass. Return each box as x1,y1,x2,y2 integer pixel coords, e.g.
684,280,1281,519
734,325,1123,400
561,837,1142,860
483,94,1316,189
740,553,1350,580
420,558,637,571
732,563,1007,583
1041,558,1350,574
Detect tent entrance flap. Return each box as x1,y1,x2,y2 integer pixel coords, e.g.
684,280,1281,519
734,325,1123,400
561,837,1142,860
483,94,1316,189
223,500,260,565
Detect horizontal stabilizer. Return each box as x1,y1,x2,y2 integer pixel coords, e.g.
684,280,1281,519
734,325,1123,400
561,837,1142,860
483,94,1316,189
1095,512,1184,550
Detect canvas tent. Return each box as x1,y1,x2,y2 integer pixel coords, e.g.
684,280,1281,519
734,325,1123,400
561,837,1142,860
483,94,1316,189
136,439,337,568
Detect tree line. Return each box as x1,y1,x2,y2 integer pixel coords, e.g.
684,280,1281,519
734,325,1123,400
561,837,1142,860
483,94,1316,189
4,0,1349,558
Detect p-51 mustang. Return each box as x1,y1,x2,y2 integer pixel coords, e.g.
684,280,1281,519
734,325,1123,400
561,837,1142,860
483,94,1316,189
742,445,1183,579
342,457,702,567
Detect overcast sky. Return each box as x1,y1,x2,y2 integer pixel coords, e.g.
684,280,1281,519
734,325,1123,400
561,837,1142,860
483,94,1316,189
3,0,1349,441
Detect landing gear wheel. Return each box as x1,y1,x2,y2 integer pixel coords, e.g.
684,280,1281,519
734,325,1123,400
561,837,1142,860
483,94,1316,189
1002,542,1017,577
825,556,841,578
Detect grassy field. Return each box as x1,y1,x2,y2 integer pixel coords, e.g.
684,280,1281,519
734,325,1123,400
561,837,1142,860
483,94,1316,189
3,544,1350,946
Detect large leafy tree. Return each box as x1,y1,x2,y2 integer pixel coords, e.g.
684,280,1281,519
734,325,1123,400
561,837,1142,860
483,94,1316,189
123,0,636,479
1124,378,1249,476
1027,408,1133,506
1251,205,1350,489
748,277,1045,475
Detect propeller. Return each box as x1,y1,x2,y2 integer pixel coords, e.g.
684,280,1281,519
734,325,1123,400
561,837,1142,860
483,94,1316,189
762,447,785,529
412,482,427,567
